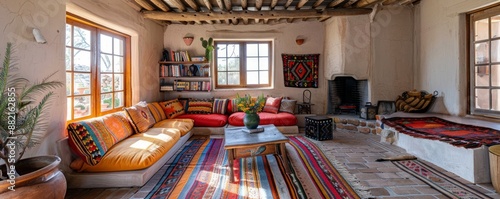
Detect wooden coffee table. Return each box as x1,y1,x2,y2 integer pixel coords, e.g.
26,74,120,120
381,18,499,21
224,124,290,182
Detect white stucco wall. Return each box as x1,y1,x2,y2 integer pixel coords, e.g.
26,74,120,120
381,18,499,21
0,0,163,159
163,22,328,114
415,0,500,115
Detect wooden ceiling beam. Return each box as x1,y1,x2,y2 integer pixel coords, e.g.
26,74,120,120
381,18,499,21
124,0,143,11
255,0,263,10
134,0,155,10
382,0,399,5
296,0,309,10
215,0,225,10
143,8,372,21
328,0,345,8
242,18,249,24
284,0,293,9
343,0,359,7
312,0,324,9
270,0,278,9
149,0,170,11
224,0,232,11
355,0,384,8
165,0,186,11
202,0,213,10
184,0,200,11
241,0,248,9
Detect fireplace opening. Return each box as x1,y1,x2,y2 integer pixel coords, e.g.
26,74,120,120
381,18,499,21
327,76,368,114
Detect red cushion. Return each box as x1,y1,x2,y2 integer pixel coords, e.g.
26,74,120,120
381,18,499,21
228,112,297,126
177,114,228,127
262,97,282,114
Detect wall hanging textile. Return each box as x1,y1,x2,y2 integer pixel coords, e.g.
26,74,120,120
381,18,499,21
282,54,319,88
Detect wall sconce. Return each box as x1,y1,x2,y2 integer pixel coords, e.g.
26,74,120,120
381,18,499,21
296,36,305,45
183,35,194,46
32,28,47,44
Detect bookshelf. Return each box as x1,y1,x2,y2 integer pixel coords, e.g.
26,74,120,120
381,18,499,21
159,61,211,92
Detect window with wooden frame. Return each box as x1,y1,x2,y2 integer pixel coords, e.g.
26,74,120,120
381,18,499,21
214,41,272,89
66,14,131,121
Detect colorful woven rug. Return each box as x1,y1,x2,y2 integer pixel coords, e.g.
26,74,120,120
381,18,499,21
281,54,319,88
393,160,492,199
138,136,360,199
381,117,500,148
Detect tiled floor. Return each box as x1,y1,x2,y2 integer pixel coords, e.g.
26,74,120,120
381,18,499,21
312,129,500,198
66,129,500,199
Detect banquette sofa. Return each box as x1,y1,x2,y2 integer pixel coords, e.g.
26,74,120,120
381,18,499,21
57,97,298,188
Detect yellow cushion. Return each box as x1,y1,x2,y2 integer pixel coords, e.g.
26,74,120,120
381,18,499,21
490,145,500,156
153,119,194,136
160,99,185,119
70,128,181,172
147,102,167,122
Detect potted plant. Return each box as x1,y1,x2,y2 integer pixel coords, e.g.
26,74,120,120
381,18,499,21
235,93,265,129
0,43,66,197
200,37,216,61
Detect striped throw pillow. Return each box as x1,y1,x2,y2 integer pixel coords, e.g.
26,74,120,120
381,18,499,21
212,98,229,114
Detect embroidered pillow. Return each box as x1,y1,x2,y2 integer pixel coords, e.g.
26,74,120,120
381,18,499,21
212,98,229,114
159,99,185,119
262,97,282,114
187,98,213,114
67,112,134,166
279,99,297,114
147,102,166,122
124,101,156,133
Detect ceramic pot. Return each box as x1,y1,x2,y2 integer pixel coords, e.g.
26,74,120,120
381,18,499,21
243,113,260,129
0,155,66,198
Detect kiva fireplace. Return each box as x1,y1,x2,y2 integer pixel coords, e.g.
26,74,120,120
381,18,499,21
327,76,369,114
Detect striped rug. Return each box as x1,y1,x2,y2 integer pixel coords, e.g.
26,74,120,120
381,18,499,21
136,136,360,199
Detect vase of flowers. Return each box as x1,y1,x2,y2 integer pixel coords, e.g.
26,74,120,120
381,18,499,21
235,93,265,129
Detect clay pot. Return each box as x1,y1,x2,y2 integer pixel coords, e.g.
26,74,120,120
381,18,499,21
183,37,194,46
0,155,66,199
296,39,304,45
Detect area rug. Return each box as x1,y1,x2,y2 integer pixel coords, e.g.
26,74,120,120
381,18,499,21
281,54,319,88
136,136,361,199
393,160,492,199
381,117,500,148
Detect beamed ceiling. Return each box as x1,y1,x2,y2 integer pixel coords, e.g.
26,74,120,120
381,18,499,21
125,0,420,25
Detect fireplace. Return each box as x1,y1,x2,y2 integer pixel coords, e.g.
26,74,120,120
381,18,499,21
327,76,368,114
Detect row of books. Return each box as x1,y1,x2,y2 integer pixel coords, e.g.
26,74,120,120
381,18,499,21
160,64,205,77
173,81,211,91
171,50,191,62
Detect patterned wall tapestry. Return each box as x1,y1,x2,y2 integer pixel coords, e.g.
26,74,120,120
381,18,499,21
282,54,319,88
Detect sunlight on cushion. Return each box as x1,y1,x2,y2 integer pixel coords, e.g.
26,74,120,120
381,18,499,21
129,140,160,152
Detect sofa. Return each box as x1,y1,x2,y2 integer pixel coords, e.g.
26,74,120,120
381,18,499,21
57,97,298,188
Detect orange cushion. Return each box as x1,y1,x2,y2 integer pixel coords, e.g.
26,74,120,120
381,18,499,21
160,99,185,119
124,102,156,133
262,97,282,114
70,128,181,172
147,102,167,122
152,118,194,136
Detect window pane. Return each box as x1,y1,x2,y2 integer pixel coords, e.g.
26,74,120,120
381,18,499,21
476,65,490,86
66,47,72,70
493,65,500,86
475,18,489,41
492,16,500,39
114,56,123,72
259,58,269,70
100,34,113,54
114,92,124,108
74,50,91,72
475,42,489,64
66,72,72,96
115,74,124,91
66,24,72,46
228,72,240,85
247,44,258,56
259,71,269,84
475,88,490,109
67,97,72,120
101,74,113,93
217,58,227,71
74,96,91,118
493,89,500,111
101,93,113,111
247,58,258,70
74,73,91,95
114,38,123,55
73,26,91,50
227,58,240,71
492,40,500,62
227,44,239,57
218,72,227,85
100,54,112,72
247,71,258,84
217,44,227,57
259,44,268,56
